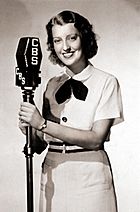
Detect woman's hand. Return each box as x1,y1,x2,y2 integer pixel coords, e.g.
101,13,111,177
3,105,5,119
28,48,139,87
18,120,29,135
19,102,44,130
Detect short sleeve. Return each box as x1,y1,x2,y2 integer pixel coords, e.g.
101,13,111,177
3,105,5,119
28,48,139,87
94,76,124,126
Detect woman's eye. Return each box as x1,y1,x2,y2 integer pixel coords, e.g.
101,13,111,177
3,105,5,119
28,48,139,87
53,39,61,44
69,35,77,41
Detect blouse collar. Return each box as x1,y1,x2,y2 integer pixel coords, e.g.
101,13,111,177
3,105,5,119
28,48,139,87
64,61,94,81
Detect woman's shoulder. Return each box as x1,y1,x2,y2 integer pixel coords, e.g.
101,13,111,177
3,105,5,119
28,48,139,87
93,66,116,81
88,62,114,79
88,63,119,88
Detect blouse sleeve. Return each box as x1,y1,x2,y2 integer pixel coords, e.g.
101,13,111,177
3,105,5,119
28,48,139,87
94,76,124,126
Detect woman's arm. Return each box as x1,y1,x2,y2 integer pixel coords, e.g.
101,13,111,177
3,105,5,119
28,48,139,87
19,102,114,150
42,119,113,149
18,121,48,154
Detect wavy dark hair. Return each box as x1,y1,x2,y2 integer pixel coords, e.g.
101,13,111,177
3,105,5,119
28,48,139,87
46,10,98,66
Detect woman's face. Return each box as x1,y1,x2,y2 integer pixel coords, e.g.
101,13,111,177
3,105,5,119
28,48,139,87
52,23,86,72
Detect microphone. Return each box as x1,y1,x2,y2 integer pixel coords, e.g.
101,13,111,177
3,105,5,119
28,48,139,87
15,37,43,212
15,37,42,90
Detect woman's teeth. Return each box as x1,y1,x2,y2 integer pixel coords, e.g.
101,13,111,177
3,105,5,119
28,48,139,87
63,53,74,58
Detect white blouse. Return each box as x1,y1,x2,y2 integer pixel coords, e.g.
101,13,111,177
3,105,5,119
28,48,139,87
43,62,124,143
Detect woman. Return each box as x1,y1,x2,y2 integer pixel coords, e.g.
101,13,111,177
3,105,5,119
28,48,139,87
19,10,124,212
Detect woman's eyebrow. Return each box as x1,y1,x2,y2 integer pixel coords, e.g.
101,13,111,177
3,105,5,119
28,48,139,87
53,33,79,38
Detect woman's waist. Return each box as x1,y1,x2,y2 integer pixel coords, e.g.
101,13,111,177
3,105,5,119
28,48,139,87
47,139,104,154
43,149,109,168
49,140,89,153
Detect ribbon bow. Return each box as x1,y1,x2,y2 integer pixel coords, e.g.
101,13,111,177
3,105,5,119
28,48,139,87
55,78,88,104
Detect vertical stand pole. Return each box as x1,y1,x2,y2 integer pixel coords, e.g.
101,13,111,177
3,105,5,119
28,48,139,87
23,90,34,212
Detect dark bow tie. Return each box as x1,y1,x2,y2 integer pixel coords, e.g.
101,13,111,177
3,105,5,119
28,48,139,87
55,78,88,104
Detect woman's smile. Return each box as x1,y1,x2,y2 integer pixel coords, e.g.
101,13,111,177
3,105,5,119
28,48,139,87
52,23,87,73
62,51,75,58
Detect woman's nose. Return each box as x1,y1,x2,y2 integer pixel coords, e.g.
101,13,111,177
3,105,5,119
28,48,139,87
63,40,70,52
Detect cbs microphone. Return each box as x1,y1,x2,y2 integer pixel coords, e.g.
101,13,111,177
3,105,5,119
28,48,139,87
15,37,42,90
15,37,42,212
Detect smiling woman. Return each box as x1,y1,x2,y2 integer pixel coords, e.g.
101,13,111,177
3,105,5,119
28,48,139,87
46,10,98,67
52,23,85,73
18,10,124,212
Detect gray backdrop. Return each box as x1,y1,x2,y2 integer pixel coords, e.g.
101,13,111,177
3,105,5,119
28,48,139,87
0,0,140,211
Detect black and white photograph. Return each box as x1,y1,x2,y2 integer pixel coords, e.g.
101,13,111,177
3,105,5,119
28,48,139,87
0,0,140,212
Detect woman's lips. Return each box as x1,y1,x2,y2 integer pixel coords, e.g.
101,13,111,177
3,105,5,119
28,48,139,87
62,52,75,58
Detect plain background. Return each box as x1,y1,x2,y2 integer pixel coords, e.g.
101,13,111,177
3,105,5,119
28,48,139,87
0,0,140,211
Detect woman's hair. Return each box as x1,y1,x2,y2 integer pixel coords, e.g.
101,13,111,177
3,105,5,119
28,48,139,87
46,10,98,66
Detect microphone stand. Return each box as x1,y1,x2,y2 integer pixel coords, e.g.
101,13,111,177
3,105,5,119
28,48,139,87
22,89,35,212
15,36,42,212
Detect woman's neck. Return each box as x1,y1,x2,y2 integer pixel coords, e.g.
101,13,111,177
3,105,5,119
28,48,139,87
68,58,88,75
